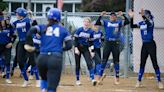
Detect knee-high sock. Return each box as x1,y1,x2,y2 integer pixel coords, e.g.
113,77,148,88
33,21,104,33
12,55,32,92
6,65,10,79
98,62,106,76
48,90,55,92
96,64,101,75
114,64,119,78
32,66,40,80
89,69,95,80
40,80,47,90
21,67,28,81
76,68,80,81
155,69,161,82
138,68,144,81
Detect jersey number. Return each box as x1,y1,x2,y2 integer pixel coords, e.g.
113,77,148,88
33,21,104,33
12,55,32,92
144,30,147,35
46,27,60,37
22,27,26,32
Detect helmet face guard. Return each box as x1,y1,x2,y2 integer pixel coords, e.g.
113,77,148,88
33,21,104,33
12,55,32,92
47,8,61,22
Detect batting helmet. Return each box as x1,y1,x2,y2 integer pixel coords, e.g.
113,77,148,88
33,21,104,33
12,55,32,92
15,7,27,17
47,8,61,22
144,10,153,19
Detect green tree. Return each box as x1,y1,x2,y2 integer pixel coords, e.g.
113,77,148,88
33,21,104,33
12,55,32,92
81,0,126,12
0,0,8,12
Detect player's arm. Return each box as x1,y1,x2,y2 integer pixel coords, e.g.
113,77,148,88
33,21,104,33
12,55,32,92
63,29,73,51
73,28,81,47
25,26,40,52
128,9,139,28
95,11,106,26
118,11,130,26
63,38,72,51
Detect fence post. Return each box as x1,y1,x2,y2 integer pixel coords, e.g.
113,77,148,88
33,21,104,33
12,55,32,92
62,11,68,74
124,0,131,78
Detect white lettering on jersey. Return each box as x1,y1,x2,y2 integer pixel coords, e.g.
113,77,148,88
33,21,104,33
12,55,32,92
93,34,101,39
46,26,60,37
79,32,90,38
16,22,26,28
107,22,119,27
140,24,147,30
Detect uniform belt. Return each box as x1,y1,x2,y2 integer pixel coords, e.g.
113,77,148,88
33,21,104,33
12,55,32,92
40,52,62,55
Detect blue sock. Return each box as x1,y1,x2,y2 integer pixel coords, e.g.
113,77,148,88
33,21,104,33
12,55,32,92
24,63,29,71
98,62,106,76
33,66,40,80
6,65,10,79
48,90,55,92
114,64,119,78
89,69,94,80
155,69,161,82
75,68,80,80
21,68,28,81
96,64,101,75
40,80,47,90
138,68,144,81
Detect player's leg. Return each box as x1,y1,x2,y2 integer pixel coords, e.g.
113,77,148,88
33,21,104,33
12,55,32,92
112,42,120,84
28,51,40,87
4,48,12,83
93,48,101,75
136,44,148,87
11,43,18,76
74,48,81,85
98,41,111,77
17,42,29,87
47,54,63,92
36,54,48,91
148,41,163,89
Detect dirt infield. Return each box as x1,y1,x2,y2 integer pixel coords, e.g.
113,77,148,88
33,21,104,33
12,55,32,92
0,72,164,92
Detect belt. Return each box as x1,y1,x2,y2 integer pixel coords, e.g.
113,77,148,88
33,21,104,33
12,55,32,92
40,52,62,55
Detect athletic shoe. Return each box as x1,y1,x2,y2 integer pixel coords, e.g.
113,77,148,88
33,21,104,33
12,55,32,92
6,79,12,84
114,78,120,85
22,81,30,87
135,81,143,88
158,82,164,89
36,80,40,87
92,80,97,86
76,80,81,86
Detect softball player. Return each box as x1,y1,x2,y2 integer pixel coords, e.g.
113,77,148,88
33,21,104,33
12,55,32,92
11,7,33,87
128,9,163,89
25,8,72,92
0,13,16,83
91,24,103,76
95,11,129,84
74,17,97,86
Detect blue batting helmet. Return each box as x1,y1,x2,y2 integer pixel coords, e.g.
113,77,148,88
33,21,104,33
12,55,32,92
47,8,61,22
15,7,27,17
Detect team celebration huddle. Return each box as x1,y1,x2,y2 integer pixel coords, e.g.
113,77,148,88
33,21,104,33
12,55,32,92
0,1,164,92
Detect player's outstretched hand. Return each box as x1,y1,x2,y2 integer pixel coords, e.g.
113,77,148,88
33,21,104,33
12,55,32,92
128,9,134,18
24,44,35,52
101,11,107,16
118,11,123,17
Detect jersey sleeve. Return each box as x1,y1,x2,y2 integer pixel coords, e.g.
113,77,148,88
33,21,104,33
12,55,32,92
63,29,72,41
74,28,81,37
34,24,46,34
